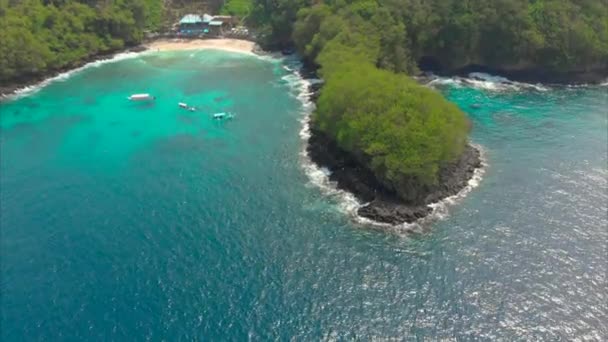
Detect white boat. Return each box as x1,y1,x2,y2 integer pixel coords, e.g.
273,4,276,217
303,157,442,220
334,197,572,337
178,102,188,108
213,112,234,120
128,93,155,101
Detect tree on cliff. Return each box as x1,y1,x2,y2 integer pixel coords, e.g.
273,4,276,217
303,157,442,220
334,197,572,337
0,0,162,83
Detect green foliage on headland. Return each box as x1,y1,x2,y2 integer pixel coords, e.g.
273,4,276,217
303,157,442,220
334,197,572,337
315,56,470,185
310,21,470,186
0,0,162,83
254,0,608,73
248,0,607,189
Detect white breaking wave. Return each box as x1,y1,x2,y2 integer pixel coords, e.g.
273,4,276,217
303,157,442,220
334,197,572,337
427,72,550,92
3,51,143,101
276,60,367,222
284,62,487,231
426,145,487,219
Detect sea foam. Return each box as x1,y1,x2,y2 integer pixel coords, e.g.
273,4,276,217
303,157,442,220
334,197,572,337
427,72,550,92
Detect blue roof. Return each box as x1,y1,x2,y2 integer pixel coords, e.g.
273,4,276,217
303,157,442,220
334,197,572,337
209,21,223,26
180,14,202,24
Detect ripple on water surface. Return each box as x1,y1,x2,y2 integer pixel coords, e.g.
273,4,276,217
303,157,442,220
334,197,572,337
1,53,607,340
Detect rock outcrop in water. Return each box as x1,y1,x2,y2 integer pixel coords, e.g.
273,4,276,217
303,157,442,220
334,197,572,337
305,81,482,225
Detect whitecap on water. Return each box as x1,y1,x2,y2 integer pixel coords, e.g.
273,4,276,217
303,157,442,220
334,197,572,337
276,63,366,222
426,72,550,92
427,145,487,218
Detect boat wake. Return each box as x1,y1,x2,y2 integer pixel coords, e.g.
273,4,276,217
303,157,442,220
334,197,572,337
282,59,487,232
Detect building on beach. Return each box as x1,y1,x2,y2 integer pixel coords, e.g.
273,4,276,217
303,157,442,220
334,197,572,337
178,14,204,36
177,13,236,38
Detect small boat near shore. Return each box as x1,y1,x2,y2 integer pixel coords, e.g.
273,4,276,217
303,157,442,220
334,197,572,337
128,93,155,101
179,102,197,111
213,112,234,120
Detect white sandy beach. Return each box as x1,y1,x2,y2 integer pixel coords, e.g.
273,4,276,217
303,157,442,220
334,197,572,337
145,38,257,55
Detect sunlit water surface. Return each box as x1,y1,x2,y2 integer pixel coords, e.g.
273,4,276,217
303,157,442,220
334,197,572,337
1,51,606,340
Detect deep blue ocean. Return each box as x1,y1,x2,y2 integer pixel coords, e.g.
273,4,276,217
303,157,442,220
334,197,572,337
1,51,606,340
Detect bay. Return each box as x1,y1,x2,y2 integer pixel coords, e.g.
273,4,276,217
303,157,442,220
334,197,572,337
1,51,606,340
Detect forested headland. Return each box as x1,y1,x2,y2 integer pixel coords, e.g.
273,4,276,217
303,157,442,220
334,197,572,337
252,0,608,79
0,0,235,86
249,0,607,221
0,0,162,84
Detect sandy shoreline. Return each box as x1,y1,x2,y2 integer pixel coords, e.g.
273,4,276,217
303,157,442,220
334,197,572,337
0,38,260,99
144,38,257,55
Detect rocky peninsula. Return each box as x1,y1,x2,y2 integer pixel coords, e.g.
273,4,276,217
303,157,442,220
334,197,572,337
304,79,483,225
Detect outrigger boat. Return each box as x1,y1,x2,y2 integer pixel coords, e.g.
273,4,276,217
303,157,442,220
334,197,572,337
178,102,197,112
128,93,155,101
213,112,234,120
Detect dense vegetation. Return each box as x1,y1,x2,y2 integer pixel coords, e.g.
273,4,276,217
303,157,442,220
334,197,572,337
315,55,470,187
3,0,605,84
253,0,608,73
247,0,607,193
301,3,469,189
0,0,164,83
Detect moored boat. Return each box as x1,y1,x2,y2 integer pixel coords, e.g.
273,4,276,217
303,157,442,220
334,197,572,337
213,112,234,120
128,93,155,101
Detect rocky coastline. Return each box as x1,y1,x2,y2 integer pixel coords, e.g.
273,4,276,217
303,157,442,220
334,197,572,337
425,63,608,85
303,72,483,225
306,126,482,225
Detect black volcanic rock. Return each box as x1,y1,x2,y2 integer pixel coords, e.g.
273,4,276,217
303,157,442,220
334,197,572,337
307,127,482,225
358,201,432,224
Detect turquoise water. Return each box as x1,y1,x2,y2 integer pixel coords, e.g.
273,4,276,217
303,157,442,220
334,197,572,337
1,51,606,340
